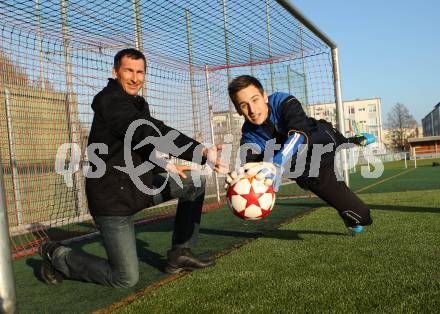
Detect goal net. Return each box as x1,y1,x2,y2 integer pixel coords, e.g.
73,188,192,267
0,0,336,258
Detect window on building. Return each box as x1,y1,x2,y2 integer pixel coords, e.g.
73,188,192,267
358,107,366,112
349,107,355,114
369,118,377,126
368,104,376,112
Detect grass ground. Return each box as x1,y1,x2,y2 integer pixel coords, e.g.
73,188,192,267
13,159,440,313
15,192,318,313
112,160,440,313
114,189,440,313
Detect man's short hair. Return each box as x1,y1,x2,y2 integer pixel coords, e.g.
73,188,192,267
228,75,265,107
114,48,146,70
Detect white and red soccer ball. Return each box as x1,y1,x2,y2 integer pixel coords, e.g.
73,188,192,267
227,175,276,220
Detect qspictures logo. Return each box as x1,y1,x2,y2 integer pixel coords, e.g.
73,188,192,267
55,119,384,195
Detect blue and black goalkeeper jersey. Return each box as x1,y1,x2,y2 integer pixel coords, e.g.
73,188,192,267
239,92,347,176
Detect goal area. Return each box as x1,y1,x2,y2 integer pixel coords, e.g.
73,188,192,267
0,0,342,261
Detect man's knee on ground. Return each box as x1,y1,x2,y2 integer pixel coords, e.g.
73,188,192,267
110,270,139,288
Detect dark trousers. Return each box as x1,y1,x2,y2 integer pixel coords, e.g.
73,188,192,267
151,172,206,248
296,165,372,227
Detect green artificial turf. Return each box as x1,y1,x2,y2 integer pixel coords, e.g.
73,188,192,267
14,159,440,313
115,189,440,314
15,197,319,313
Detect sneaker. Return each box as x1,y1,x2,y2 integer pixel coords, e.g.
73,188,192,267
39,240,64,285
165,248,215,274
349,133,376,146
349,225,367,236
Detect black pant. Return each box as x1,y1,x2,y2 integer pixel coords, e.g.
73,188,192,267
296,165,372,227
151,171,206,248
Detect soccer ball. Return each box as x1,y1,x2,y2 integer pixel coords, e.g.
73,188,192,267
227,175,276,220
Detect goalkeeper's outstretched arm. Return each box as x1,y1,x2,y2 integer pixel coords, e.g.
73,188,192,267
244,131,305,191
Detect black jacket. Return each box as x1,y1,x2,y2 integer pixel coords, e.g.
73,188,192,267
86,79,204,216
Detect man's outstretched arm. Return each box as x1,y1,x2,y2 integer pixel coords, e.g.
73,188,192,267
226,131,305,192
347,133,376,146
244,131,305,191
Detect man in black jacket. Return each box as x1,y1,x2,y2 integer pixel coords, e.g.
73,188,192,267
39,49,226,287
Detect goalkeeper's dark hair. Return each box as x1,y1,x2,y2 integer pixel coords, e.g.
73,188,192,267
228,75,265,107
114,48,146,70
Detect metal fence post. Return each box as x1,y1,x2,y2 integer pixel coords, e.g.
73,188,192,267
61,0,86,214
0,148,18,313
299,25,309,108
222,0,234,136
185,10,202,142
132,0,147,97
249,43,255,77
205,65,221,203
265,0,275,93
35,0,46,89
332,47,350,186
413,147,417,168
132,0,143,52
4,89,23,226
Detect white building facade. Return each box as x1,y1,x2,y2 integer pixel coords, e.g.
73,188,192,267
308,98,384,145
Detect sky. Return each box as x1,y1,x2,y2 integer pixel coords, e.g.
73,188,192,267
293,0,440,124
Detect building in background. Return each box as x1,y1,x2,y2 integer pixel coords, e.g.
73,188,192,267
212,111,245,166
408,136,440,159
382,126,422,151
422,103,440,137
308,98,384,149
212,111,244,145
214,99,385,154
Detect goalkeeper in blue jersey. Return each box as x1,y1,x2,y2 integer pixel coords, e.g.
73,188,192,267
225,75,375,234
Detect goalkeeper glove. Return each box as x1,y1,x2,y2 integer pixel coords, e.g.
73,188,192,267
349,132,375,146
224,167,245,190
225,162,281,191
229,132,305,192
243,162,282,192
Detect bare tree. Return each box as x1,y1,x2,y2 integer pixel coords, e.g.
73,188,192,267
386,103,418,151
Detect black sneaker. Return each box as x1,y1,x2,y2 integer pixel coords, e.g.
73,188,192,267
165,248,215,274
39,240,64,285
